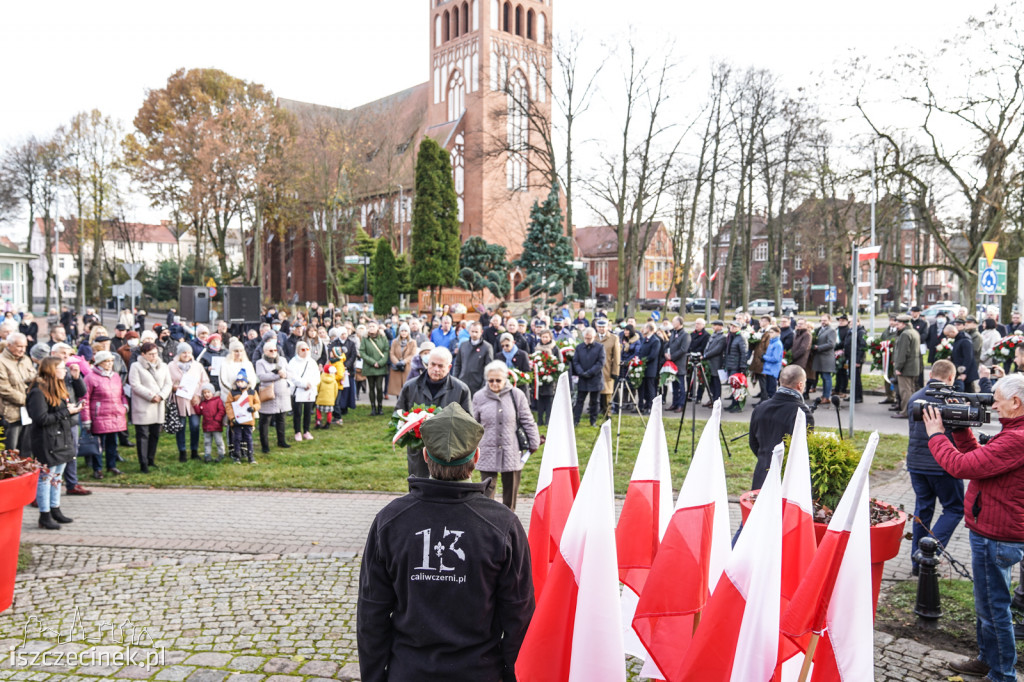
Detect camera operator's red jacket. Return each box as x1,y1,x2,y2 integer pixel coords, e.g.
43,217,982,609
929,414,1024,542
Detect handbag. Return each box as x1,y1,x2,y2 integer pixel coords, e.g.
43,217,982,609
259,381,275,403
163,397,183,434
78,428,101,457
510,390,531,453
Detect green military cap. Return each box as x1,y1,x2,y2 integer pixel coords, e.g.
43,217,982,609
420,403,485,466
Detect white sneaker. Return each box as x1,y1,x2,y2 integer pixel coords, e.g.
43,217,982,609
294,433,303,442
303,432,314,441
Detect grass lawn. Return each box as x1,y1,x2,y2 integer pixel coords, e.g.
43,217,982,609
17,544,32,573
96,406,908,496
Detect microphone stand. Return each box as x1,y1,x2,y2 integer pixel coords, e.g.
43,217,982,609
831,395,845,440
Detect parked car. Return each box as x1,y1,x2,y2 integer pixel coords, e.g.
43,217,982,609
667,297,682,312
596,293,616,309
922,303,961,323
746,299,776,316
687,298,720,314
781,298,798,315
638,298,665,311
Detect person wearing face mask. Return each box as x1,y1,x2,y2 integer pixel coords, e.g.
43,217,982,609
200,333,228,391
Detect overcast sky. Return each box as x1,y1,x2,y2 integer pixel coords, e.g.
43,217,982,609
0,0,981,230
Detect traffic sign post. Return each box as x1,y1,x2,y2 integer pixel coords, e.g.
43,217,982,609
825,286,837,302
977,258,1007,296
650,310,661,322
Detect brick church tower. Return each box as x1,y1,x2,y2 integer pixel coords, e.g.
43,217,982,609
427,0,555,257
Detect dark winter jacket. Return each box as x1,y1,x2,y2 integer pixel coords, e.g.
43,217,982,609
396,373,472,416
26,385,76,467
842,324,867,366
791,329,812,369
779,326,795,351
951,331,978,385
906,380,954,475
748,389,814,490
357,477,534,682
453,340,494,396
572,340,606,393
637,334,661,377
703,331,727,372
929,414,1024,542
724,332,748,375
688,328,709,356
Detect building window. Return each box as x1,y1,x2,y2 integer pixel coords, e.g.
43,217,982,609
904,242,913,260
514,4,523,35
503,1,511,31
591,260,608,288
447,69,465,121
794,255,802,270
490,0,498,29
537,12,545,44
526,8,534,39
506,69,528,191
781,270,788,285
817,245,825,258
443,10,450,41
451,133,465,223
753,242,768,262
435,15,442,45
452,5,460,37
462,1,469,33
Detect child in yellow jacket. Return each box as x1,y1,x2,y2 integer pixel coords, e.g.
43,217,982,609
315,365,340,429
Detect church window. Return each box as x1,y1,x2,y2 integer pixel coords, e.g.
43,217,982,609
451,133,465,223
462,1,469,33
506,69,528,191
453,6,460,37
527,9,534,39
447,70,465,121
473,0,479,30
537,12,545,44
515,5,523,36
490,0,498,30
435,15,441,46
503,2,511,31
443,10,450,41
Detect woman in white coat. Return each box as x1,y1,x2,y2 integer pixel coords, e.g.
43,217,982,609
288,341,321,441
219,339,257,403
127,342,172,474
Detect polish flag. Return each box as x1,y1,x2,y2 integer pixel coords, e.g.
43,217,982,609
776,410,818,679
674,443,784,681
781,432,879,682
527,372,581,600
857,245,881,261
697,269,707,282
516,422,626,682
632,400,732,681
709,268,720,282
616,398,674,670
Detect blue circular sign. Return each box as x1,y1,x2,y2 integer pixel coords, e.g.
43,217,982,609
650,310,661,321
981,267,998,294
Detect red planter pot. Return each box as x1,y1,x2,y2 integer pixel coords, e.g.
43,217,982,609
738,490,907,616
0,470,40,613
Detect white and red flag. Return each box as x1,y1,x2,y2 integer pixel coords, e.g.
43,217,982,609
857,245,881,261
776,409,818,679
781,432,879,682
632,400,732,681
616,397,673,669
527,372,580,600
697,269,707,281
709,268,720,281
675,443,784,681
516,421,625,682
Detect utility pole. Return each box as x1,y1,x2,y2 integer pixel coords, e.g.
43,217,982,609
869,155,877,334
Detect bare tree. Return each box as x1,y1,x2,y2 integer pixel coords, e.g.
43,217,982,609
2,137,43,303
35,136,65,312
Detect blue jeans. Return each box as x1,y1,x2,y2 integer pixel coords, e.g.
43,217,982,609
819,371,833,399
36,463,67,512
670,377,686,408
909,471,964,566
765,375,778,398
969,531,1024,681
175,414,201,452
101,432,120,470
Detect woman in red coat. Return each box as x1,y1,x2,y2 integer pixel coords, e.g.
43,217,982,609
84,350,129,477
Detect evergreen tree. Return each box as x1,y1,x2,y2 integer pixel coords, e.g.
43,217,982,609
728,247,744,307
411,138,460,305
513,182,574,309
341,226,377,299
372,239,400,313
572,266,591,299
458,236,510,299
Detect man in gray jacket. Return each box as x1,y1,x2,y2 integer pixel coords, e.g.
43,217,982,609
395,347,473,478
452,322,493,395
702,320,727,405
811,314,837,403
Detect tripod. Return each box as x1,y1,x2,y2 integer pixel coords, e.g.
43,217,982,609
613,373,646,463
673,356,732,460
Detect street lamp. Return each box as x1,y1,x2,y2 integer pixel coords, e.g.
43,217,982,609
343,255,372,307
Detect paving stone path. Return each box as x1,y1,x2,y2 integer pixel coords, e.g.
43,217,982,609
0,465,1010,680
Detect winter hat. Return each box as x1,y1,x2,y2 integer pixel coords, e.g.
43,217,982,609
93,350,115,365
201,382,215,394
207,333,222,346
30,344,50,361
264,340,278,351
326,365,337,374
229,339,245,352
176,342,193,356
235,368,249,384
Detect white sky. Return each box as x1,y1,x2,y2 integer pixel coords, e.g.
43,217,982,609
0,0,982,231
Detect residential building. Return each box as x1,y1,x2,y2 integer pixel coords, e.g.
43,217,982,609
574,222,673,302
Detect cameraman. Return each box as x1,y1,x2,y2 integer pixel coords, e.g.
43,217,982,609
905,360,963,576
924,374,1024,682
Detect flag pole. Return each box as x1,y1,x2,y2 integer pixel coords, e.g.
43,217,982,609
692,609,702,636
797,632,821,682
849,246,858,438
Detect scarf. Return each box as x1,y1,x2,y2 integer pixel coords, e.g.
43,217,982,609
502,348,517,367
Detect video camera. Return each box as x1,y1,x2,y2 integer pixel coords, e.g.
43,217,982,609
910,386,994,429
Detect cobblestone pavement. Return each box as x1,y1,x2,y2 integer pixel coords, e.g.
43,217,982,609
1,465,1001,680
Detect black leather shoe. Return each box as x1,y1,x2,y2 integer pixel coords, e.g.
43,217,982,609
948,658,989,677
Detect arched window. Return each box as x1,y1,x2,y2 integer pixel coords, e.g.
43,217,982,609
447,70,466,122
462,1,470,33
515,5,523,36
434,15,442,46
503,2,511,32
536,12,546,44
453,6,460,37
527,9,534,40
443,10,450,41
506,69,528,191
451,133,465,223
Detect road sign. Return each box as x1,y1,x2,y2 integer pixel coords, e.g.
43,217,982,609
977,258,1007,296
983,241,999,267
209,287,217,298
825,286,837,302
650,310,661,321
122,279,143,299
810,284,829,291
122,262,142,280
875,288,890,295
343,255,369,265
206,277,216,288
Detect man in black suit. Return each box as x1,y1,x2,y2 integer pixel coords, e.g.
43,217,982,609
747,364,815,490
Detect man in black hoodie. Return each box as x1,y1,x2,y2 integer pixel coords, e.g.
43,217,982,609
357,404,533,682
